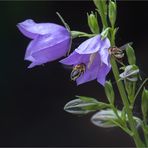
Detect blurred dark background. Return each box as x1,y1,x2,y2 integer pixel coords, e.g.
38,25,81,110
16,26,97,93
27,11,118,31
0,0,148,147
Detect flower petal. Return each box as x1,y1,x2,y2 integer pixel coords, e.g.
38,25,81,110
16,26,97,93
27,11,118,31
17,19,67,39
60,51,90,66
75,35,110,54
25,30,70,62
97,63,111,86
32,38,70,65
99,46,110,66
76,54,101,85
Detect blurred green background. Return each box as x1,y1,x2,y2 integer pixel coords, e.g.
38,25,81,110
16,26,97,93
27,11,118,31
0,1,147,147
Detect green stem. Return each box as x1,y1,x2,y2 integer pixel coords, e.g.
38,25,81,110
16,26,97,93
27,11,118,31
144,132,148,146
111,58,144,147
142,123,148,146
110,40,144,147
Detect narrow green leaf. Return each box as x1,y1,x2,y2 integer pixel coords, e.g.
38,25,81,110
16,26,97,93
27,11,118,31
126,44,136,65
142,88,148,121
104,81,115,104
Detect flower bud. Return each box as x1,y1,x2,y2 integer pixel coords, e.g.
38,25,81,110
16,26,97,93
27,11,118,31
87,12,99,34
93,0,107,16
109,0,117,27
64,96,108,115
91,109,120,128
119,65,139,82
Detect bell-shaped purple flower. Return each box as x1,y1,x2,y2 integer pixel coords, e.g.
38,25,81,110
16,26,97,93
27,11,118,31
17,19,71,68
60,35,111,86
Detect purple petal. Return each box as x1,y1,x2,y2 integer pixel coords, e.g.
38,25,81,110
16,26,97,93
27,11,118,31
33,39,70,64
76,54,101,85
97,63,111,86
17,19,67,39
75,35,110,54
25,30,70,61
28,38,70,68
99,46,110,66
60,51,90,66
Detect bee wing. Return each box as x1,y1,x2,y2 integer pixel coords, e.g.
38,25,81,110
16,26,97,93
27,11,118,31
119,42,133,50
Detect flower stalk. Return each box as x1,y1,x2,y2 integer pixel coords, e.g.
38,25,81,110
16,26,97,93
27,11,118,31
109,13,145,148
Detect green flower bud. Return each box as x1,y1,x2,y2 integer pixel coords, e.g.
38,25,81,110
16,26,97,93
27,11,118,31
87,12,100,34
108,0,117,27
119,65,139,82
93,0,108,29
64,96,109,115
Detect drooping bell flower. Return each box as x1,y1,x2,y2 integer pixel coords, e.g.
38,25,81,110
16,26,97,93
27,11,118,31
60,35,111,86
17,19,71,68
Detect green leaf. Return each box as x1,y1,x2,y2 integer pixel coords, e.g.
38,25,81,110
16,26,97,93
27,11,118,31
64,96,109,115
104,81,115,104
121,107,127,121
108,0,117,27
142,88,148,121
87,12,100,34
126,44,136,65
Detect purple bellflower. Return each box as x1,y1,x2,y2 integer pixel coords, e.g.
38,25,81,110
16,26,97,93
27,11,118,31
17,19,71,68
60,35,111,86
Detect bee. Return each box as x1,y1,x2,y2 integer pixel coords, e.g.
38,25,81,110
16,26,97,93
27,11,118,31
108,42,133,62
108,46,124,60
70,63,86,81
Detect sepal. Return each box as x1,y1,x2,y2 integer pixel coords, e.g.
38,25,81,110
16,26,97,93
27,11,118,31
101,27,110,40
